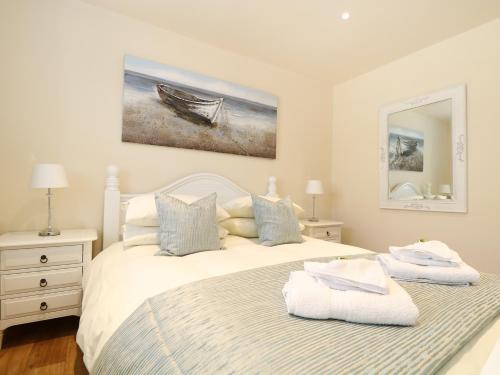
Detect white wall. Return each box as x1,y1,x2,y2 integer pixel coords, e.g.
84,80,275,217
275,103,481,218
0,0,333,251
1,1,498,273
331,18,500,273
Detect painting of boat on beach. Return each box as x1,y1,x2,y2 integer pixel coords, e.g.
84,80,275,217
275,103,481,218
388,127,424,171
122,55,277,158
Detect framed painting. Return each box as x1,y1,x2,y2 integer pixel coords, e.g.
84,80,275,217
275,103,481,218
388,127,424,172
122,55,277,158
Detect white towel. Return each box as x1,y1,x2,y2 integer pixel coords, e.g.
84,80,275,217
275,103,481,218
377,253,480,286
304,258,388,294
282,271,419,326
389,240,461,267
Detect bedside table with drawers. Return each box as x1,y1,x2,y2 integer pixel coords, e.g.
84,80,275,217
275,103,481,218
301,220,343,243
0,229,97,348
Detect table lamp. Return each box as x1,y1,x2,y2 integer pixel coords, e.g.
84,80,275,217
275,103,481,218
306,179,324,222
439,184,452,199
31,164,68,236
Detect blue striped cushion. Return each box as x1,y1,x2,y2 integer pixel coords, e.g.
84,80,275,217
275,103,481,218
154,192,220,256
252,195,303,246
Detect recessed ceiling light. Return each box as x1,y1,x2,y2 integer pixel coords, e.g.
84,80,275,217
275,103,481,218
341,12,351,21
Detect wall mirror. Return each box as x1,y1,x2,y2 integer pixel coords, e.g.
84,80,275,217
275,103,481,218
379,85,466,212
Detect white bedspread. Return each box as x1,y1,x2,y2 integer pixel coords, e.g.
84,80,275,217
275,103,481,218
77,236,372,369
76,236,499,374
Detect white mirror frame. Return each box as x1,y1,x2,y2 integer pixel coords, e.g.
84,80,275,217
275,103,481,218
379,84,467,212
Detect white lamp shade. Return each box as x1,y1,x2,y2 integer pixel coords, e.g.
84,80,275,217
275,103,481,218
439,184,451,194
31,164,68,189
306,179,324,195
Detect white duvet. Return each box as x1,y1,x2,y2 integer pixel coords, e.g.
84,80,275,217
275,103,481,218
76,236,499,374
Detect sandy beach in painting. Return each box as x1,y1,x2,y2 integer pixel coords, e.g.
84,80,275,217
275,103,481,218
122,70,277,158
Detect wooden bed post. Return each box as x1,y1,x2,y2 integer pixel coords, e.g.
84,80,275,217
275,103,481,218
103,165,120,249
267,176,278,197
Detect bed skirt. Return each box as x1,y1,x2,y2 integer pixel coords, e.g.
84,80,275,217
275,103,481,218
91,258,500,375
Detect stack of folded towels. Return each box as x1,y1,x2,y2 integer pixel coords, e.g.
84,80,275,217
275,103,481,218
377,240,480,286
282,258,419,326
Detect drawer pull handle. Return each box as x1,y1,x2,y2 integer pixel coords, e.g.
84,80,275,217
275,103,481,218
326,231,331,237
40,255,48,263
40,278,48,287
40,302,48,311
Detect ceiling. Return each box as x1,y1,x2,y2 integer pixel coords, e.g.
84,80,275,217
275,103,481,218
83,0,500,83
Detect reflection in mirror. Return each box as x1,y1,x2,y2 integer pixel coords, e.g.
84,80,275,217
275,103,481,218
387,99,452,201
379,84,466,212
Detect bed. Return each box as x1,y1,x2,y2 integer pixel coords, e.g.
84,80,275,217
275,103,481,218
76,167,500,374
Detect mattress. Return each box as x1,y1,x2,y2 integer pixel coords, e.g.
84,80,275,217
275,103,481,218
76,236,499,373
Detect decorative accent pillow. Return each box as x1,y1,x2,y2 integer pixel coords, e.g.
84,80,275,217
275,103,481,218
155,192,221,256
220,218,305,238
126,194,230,226
223,195,305,218
252,195,304,246
122,224,228,248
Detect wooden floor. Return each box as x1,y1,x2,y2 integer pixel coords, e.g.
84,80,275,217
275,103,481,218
0,317,87,375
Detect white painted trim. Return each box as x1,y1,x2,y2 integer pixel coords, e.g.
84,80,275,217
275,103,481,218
103,167,278,248
103,166,121,249
379,84,467,213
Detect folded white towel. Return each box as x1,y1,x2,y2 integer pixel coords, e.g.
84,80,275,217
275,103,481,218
304,258,388,294
282,271,418,326
377,253,480,286
389,240,461,267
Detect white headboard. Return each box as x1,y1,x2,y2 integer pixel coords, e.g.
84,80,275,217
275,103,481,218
389,182,424,201
102,166,278,248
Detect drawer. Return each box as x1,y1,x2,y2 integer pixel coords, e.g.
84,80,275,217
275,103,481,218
1,289,82,320
1,267,82,295
310,226,341,241
0,244,82,270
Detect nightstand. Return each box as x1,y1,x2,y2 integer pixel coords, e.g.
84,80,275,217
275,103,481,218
0,229,97,348
301,220,343,243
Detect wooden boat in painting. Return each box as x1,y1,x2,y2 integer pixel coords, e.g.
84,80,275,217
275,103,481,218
156,84,224,125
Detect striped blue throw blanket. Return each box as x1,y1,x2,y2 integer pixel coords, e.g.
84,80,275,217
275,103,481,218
92,258,500,375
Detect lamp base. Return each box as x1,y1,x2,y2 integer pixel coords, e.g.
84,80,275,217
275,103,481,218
308,217,319,222
39,228,61,236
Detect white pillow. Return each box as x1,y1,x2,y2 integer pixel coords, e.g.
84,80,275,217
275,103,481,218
220,218,305,238
218,226,230,239
219,218,258,238
123,224,229,248
222,195,305,219
125,194,231,226
123,225,159,247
